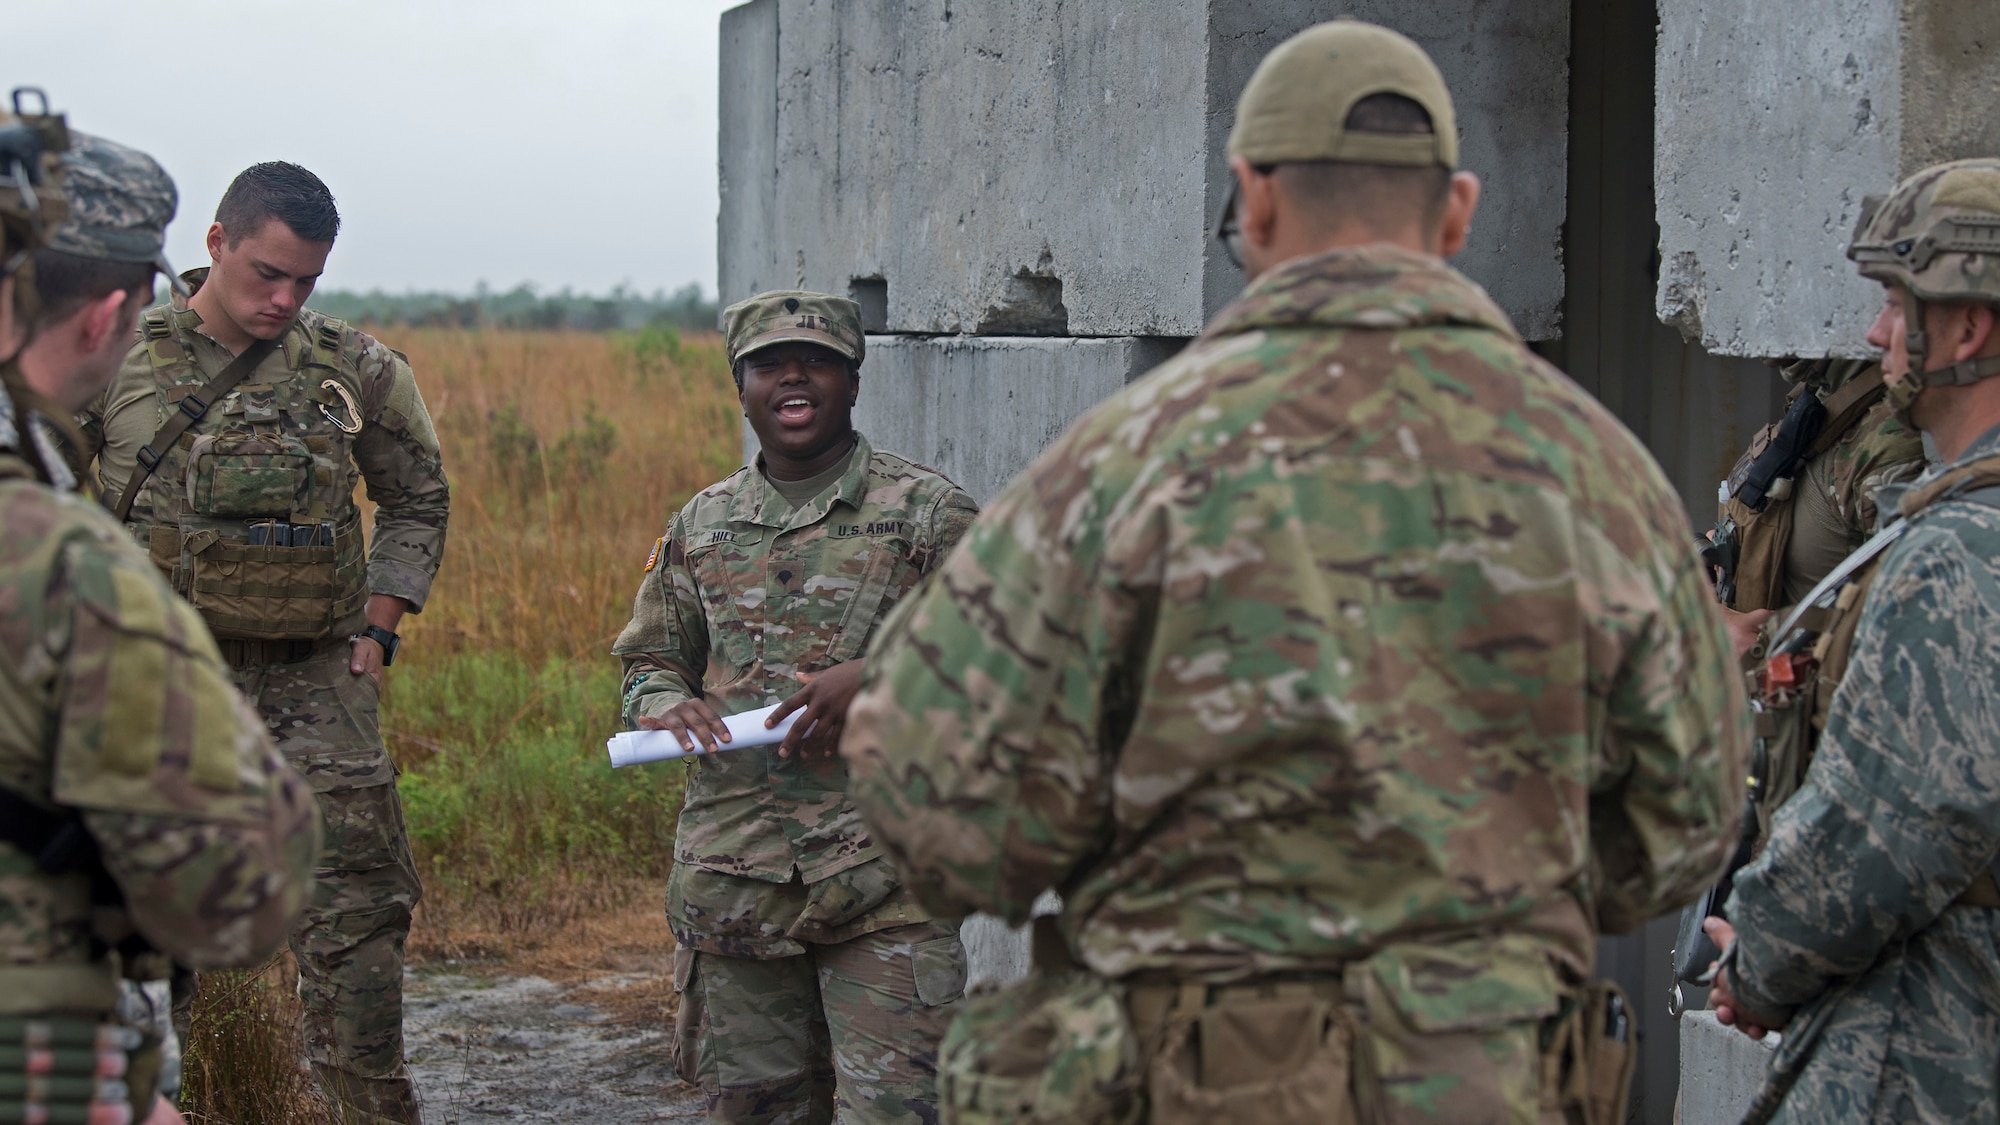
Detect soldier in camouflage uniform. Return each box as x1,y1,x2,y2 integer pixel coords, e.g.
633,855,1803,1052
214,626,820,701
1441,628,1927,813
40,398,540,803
78,162,448,1123
1,125,318,1125
841,22,1747,1125
1707,157,2000,1124
613,291,978,1123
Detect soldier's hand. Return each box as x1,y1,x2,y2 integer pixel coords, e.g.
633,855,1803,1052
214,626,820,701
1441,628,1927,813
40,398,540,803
770,660,865,759
1721,606,1774,661
1702,918,1782,1038
638,698,733,754
349,635,386,685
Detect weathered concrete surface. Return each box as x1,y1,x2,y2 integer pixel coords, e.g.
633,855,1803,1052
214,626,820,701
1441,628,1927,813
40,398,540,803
1679,1009,1780,1125
1201,1,1570,338
852,335,1179,502
1656,0,2000,357
719,0,1568,339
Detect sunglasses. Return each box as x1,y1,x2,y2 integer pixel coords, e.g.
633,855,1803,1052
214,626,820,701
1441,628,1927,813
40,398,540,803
1211,164,1275,272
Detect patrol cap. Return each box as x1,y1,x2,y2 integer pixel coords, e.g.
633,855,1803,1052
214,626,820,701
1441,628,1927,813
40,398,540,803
723,290,865,367
1227,20,1457,170
45,131,188,297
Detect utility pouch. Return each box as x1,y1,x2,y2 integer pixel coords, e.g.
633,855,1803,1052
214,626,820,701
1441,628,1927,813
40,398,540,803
0,1015,153,1125
938,968,1141,1125
1146,988,1357,1125
1541,980,1635,1125
184,430,313,519
184,532,338,640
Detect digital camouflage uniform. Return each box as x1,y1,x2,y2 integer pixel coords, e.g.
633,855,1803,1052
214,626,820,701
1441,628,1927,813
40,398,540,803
79,273,449,1121
1726,431,2000,1124
1720,158,2000,1125
616,385,979,1122
844,242,1749,1124
0,130,318,1122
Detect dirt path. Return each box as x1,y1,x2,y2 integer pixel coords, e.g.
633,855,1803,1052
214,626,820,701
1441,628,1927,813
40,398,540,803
406,965,705,1123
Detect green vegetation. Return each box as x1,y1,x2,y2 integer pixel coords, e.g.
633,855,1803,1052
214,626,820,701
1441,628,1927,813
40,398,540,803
388,653,684,936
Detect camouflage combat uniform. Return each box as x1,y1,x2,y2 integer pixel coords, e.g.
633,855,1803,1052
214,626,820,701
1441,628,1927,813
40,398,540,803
0,131,318,1122
80,275,449,1121
844,243,1748,1123
615,431,978,1123
1721,357,1924,613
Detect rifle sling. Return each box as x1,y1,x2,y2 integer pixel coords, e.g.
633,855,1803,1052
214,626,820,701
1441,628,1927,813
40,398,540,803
105,336,277,523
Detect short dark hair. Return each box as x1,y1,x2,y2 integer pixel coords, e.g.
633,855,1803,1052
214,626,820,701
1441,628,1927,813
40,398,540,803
27,248,153,329
214,162,340,245
1273,93,1453,233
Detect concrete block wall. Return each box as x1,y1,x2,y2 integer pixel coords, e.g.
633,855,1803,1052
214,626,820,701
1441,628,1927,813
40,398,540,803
1679,1011,1780,1125
1656,0,2000,357
720,0,1570,340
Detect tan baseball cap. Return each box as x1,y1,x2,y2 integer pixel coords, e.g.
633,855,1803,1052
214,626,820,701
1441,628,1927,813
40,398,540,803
722,290,866,366
1227,19,1457,169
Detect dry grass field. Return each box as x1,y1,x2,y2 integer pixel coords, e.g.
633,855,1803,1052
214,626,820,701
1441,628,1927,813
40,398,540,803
180,326,742,1122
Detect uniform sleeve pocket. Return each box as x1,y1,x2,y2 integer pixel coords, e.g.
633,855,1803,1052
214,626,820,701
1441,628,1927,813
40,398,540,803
912,934,969,1007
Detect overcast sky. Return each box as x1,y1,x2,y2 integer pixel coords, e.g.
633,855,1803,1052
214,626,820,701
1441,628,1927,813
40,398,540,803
3,0,742,296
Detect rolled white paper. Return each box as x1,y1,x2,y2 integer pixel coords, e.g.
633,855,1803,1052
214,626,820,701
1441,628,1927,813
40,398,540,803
607,703,805,768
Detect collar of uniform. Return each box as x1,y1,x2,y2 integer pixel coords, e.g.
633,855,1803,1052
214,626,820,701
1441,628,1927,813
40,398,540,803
732,432,875,529
1949,419,2000,469
1203,242,1518,342
161,298,309,374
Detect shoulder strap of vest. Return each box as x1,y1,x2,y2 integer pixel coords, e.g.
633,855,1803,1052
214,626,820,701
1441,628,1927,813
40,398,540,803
104,337,278,523
1772,464,2000,651
1769,519,1910,652
139,308,171,341
1899,453,2000,520
1803,365,1888,460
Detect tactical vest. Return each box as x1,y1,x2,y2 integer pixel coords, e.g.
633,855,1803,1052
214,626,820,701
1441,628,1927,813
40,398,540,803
1720,367,1889,613
128,310,369,641
1747,452,2000,839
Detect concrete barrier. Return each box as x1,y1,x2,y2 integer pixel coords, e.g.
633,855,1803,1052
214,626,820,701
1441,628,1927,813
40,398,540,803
1678,1009,1780,1125
719,0,1569,340
1655,0,2000,357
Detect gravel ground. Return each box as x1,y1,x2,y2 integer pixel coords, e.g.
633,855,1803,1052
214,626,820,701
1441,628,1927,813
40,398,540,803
406,966,705,1123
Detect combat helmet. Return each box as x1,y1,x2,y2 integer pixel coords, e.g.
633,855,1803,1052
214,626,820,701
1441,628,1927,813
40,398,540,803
0,87,70,339
1848,157,2000,421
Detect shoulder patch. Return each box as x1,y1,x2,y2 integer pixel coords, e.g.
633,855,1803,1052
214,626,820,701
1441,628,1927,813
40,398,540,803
645,536,665,572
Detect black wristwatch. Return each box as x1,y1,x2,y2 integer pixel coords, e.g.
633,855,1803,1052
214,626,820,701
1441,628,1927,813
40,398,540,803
354,624,401,666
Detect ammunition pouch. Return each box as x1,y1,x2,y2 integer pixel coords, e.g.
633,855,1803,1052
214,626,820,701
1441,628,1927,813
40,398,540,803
0,1014,160,1123
184,532,342,641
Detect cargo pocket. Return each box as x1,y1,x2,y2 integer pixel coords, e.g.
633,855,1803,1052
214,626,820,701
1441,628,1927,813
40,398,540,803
1147,996,1356,1125
1352,936,1563,1123
912,934,968,1008
668,946,704,1087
